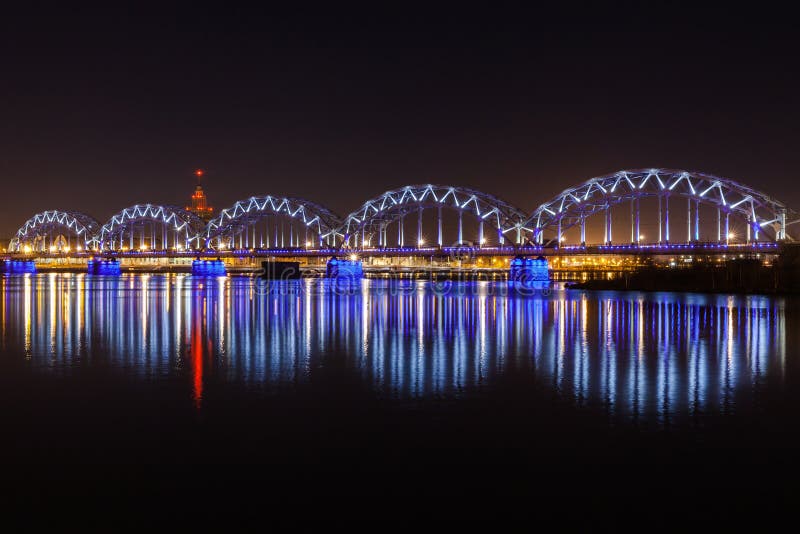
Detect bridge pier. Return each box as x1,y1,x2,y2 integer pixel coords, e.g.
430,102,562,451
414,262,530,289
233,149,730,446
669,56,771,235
326,257,364,280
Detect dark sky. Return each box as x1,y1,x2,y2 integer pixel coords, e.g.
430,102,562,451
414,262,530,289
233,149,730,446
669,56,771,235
1,2,798,238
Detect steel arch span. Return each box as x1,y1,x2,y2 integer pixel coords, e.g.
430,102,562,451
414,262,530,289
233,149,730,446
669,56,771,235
523,169,798,245
203,196,343,249
98,204,206,250
10,210,102,252
341,185,529,248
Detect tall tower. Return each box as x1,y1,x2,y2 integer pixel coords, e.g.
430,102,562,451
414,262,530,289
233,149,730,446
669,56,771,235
186,169,214,222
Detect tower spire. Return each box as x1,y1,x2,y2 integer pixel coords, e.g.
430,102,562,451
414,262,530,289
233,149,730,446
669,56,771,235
186,169,214,222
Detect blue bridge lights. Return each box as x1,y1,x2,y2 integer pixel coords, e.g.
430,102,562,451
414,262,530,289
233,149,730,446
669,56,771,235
522,169,795,247
6,169,799,255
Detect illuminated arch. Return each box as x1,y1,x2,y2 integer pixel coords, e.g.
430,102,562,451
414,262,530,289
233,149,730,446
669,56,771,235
202,196,343,249
10,210,101,252
341,185,529,247
521,169,798,245
98,204,206,250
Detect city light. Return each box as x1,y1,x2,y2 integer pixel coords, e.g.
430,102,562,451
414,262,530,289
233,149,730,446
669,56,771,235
418,239,425,246
349,254,358,261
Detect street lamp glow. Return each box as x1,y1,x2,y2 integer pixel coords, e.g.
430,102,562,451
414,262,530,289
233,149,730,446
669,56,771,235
349,253,358,261
418,238,425,246
639,234,645,241
480,238,486,244
23,245,32,253
727,232,735,240
49,245,56,252
305,240,311,248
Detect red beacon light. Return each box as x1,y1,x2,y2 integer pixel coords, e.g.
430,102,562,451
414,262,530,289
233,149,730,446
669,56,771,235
194,169,205,178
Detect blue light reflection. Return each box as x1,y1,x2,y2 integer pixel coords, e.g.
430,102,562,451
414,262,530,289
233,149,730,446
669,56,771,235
0,274,788,425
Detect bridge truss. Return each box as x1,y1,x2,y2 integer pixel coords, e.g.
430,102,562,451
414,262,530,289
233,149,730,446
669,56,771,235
522,169,797,245
10,210,101,252
341,185,529,248
97,205,206,250
6,169,797,255
202,196,343,249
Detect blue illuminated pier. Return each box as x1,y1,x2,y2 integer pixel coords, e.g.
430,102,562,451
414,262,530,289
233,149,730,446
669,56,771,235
192,259,227,276
509,256,550,290
87,258,121,275
326,257,364,279
1,260,37,274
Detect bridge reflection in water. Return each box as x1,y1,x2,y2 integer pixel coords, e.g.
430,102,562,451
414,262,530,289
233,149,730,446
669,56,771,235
0,274,788,426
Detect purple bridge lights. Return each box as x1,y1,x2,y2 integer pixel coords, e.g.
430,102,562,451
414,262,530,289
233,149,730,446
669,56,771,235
6,169,798,257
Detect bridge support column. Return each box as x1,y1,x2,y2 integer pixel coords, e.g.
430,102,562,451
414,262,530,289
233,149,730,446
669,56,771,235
417,207,423,247
695,199,700,241
780,209,787,240
398,214,404,247
557,217,562,247
658,196,662,244
635,198,640,243
665,194,670,243
717,209,721,242
458,210,463,245
580,213,586,246
687,197,692,243
604,205,612,245
725,212,730,244
630,199,635,243
746,216,751,243
478,219,484,247
437,206,443,247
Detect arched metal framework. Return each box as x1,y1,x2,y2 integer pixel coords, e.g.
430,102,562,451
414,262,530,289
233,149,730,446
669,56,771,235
341,185,529,247
203,196,343,249
98,204,206,250
522,169,797,245
10,210,101,252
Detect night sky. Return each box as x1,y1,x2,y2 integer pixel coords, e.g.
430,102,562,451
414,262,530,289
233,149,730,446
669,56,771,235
1,3,798,239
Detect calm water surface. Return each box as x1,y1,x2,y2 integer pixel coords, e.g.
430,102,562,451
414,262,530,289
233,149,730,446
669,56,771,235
1,273,798,497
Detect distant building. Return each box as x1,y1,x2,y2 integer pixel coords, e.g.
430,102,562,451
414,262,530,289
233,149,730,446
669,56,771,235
186,169,214,222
